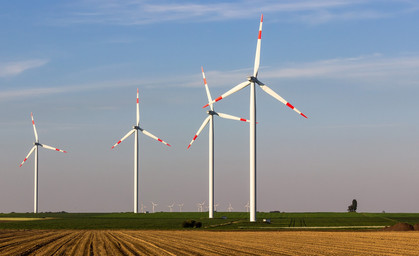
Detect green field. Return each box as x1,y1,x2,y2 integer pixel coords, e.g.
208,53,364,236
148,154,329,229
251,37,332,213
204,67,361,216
1,212,419,230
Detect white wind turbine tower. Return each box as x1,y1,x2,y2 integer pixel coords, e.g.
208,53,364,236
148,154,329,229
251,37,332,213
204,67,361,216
188,67,250,219
151,202,158,213
204,14,307,222
227,203,233,212
178,203,184,212
214,203,219,212
168,203,174,212
111,89,171,214
19,113,67,213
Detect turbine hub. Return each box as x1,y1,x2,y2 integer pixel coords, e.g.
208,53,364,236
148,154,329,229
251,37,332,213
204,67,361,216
247,76,258,83
133,125,140,130
207,110,216,115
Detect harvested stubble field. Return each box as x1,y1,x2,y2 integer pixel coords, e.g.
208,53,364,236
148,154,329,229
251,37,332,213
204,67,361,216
1,230,419,256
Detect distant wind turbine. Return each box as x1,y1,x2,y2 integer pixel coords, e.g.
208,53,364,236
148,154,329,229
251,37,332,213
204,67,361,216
140,203,147,213
203,14,307,222
111,89,171,213
197,201,205,212
227,203,233,212
245,202,250,212
168,203,174,212
178,203,184,212
214,203,219,212
188,67,250,219
151,202,158,213
19,113,67,213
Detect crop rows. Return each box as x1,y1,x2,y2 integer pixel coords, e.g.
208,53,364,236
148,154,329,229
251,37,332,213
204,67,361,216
1,230,419,255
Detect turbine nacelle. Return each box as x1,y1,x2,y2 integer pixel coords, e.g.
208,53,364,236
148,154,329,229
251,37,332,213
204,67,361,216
207,110,216,116
247,76,263,85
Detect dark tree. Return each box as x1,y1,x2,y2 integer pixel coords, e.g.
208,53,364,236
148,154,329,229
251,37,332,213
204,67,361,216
347,199,357,212
352,199,357,212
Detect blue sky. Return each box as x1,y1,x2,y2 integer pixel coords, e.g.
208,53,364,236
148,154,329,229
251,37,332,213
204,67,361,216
1,0,418,213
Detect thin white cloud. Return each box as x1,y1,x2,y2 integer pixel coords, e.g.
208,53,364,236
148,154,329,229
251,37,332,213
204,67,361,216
0,60,49,78
61,0,418,25
1,53,418,102
186,54,419,88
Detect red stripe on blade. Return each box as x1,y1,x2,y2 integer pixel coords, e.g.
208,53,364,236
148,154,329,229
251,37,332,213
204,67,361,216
258,31,262,39
203,78,207,85
286,102,295,109
301,113,308,119
158,138,163,142
240,118,246,122
56,149,59,151
215,96,223,102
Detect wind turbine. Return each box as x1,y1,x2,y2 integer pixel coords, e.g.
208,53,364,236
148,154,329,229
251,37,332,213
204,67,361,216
19,113,67,213
178,203,184,212
188,67,250,219
245,202,250,212
168,203,174,212
203,14,307,222
227,203,233,212
140,203,147,213
197,201,205,212
111,89,171,213
214,203,219,212
151,202,158,213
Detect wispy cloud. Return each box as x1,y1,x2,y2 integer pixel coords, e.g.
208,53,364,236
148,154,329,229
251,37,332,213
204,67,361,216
186,53,419,89
61,0,418,25
1,53,418,102
0,60,49,78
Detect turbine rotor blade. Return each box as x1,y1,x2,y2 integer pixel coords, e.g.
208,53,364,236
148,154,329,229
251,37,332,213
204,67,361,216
201,66,213,110
40,144,67,153
19,146,36,167
136,88,140,126
141,129,171,147
253,14,263,77
203,81,250,108
187,115,211,149
216,112,251,123
31,112,38,142
111,129,135,149
258,83,308,118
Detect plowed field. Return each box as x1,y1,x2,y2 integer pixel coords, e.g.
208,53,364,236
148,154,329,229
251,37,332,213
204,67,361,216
1,230,419,255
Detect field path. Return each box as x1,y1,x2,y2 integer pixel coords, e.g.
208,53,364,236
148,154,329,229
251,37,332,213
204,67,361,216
1,230,419,255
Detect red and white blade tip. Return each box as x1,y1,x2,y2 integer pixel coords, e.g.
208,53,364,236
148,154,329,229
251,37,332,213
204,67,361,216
111,140,122,149
286,102,308,119
187,135,198,149
19,159,27,167
157,138,171,147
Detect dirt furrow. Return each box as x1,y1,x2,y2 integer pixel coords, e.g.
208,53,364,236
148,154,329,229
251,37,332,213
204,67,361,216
1,230,419,256
0,230,70,256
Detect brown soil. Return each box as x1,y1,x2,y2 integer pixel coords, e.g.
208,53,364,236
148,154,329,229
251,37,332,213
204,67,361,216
413,224,419,231
382,222,414,231
1,230,419,255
